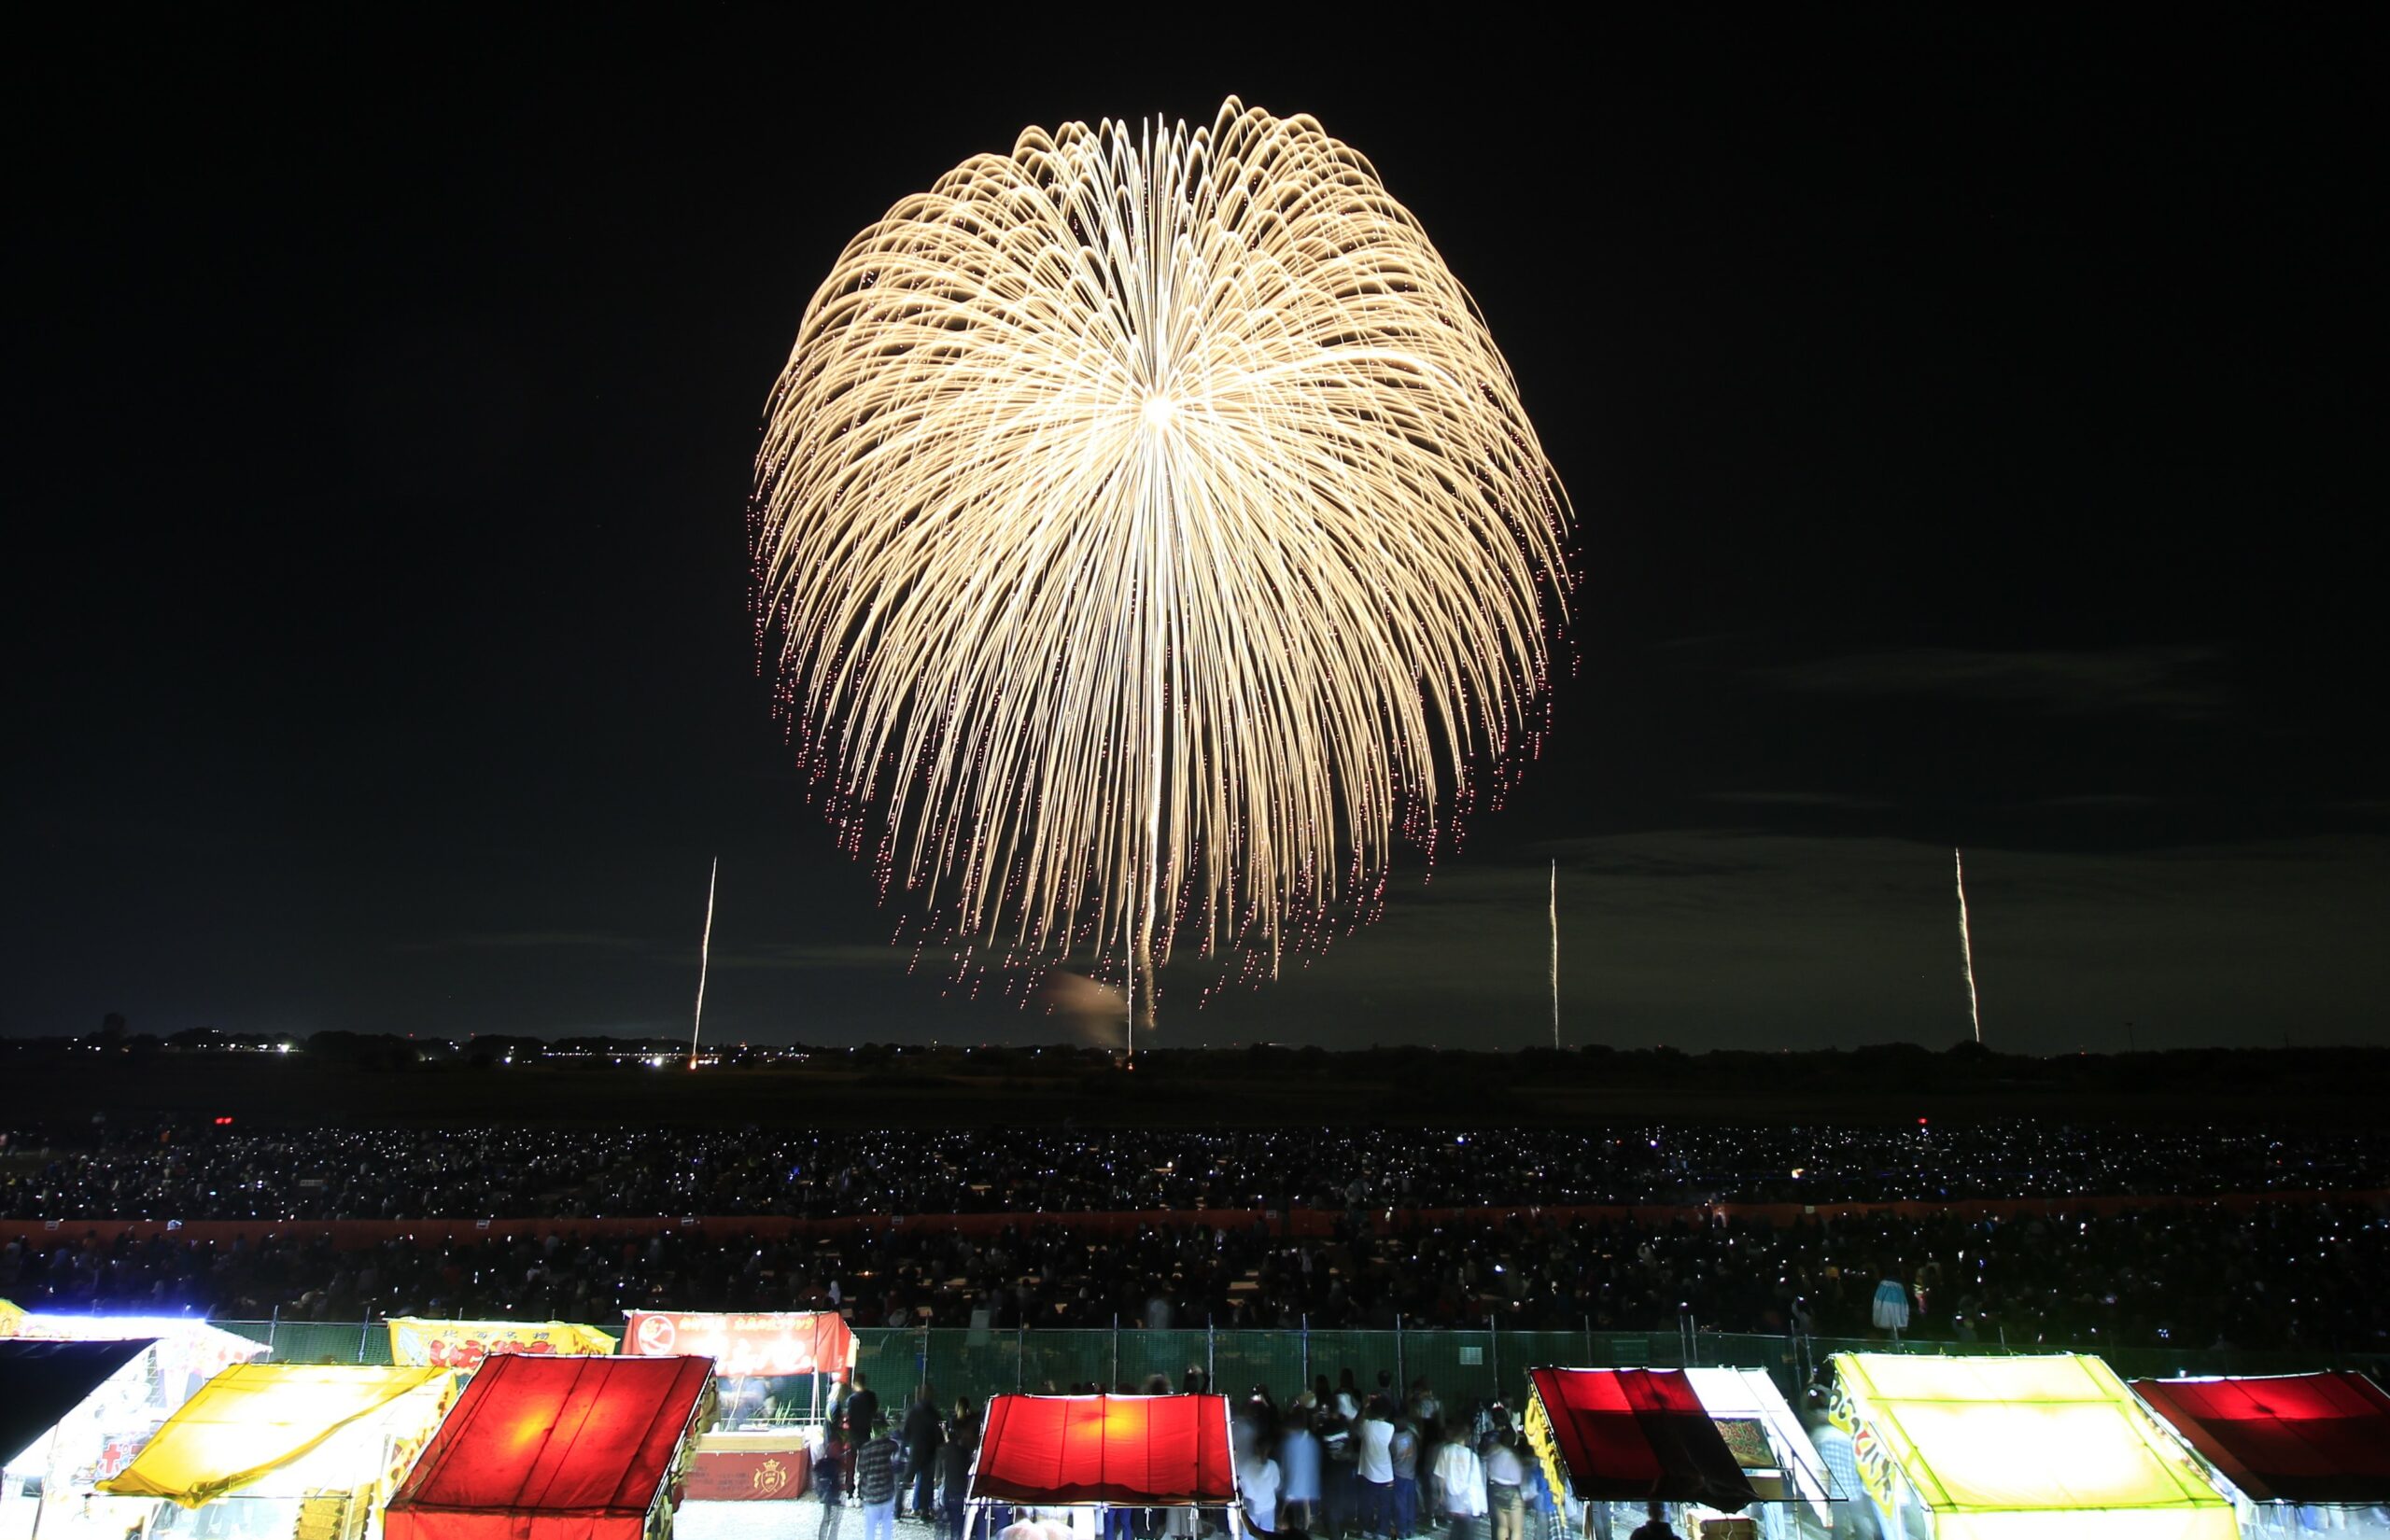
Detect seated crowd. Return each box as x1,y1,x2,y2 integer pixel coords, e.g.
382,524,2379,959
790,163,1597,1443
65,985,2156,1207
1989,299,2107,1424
3,1120,2384,1221
2,1191,2381,1354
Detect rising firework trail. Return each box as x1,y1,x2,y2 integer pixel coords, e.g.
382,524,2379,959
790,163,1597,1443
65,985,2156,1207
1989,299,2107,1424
752,99,1570,1029
1550,859,1560,1050
688,857,717,1071
1955,848,1983,1043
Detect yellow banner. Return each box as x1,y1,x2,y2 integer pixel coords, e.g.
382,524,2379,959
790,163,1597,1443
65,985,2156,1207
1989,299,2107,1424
386,1317,617,1368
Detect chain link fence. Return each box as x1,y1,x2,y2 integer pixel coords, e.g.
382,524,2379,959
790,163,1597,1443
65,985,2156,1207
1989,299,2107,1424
208,1318,2382,1408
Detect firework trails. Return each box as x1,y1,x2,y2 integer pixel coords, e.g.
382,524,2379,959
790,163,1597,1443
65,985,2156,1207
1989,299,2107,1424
752,99,1570,1028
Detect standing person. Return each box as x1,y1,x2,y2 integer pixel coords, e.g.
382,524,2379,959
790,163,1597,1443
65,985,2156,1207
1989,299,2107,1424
815,1423,851,1540
1870,1266,1910,1342
847,1370,882,1449
1627,1503,1680,1540
1430,1429,1485,1540
938,1412,977,1540
905,1385,945,1521
1356,1398,1396,1540
1238,1435,1284,1537
1278,1403,1322,1536
1482,1433,1524,1540
1387,1415,1421,1540
854,1416,901,1540
1802,1401,1878,1540
1320,1393,1357,1537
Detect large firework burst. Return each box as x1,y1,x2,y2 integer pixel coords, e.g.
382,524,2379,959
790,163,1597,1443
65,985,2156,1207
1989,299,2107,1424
752,98,1569,1028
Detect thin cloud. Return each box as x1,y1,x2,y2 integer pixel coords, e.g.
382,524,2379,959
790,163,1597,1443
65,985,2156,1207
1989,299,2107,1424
395,930,651,955
1702,791,1897,810
1757,644,2231,720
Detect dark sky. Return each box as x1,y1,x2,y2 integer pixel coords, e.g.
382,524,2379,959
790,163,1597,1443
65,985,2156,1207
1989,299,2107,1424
9,14,2381,1053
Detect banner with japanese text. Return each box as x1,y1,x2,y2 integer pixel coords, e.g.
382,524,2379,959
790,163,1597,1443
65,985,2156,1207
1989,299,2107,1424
387,1317,618,1368
624,1310,856,1377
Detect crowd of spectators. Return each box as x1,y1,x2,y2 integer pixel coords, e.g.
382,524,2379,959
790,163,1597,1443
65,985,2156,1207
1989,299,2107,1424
3,1192,2382,1356
5,1120,2384,1222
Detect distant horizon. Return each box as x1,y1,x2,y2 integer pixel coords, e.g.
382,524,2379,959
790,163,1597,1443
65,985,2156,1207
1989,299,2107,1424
13,1029,2386,1059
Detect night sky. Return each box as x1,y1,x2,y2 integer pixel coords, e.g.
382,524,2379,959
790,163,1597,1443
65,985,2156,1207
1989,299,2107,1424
10,14,2380,1053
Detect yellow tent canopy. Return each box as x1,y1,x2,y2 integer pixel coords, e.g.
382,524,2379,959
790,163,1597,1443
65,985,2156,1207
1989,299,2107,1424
0,1297,28,1332
1830,1352,2234,1540
99,1364,454,1508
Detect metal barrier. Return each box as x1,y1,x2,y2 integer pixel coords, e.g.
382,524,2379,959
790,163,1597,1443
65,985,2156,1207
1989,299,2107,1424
204,1318,2383,1407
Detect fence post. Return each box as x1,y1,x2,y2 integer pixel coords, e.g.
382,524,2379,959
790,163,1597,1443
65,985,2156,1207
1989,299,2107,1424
1206,1319,1216,1389
1395,1314,1404,1395
1300,1315,1309,1389
1112,1315,1119,1388
1584,1316,1593,1368
1016,1322,1025,1392
267,1306,279,1359
1487,1317,1498,1400
358,1314,373,1364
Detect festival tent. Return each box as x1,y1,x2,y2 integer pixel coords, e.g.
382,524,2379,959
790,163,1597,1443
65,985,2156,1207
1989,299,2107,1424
1522,1367,1770,1538
387,1319,619,1370
384,1354,713,1540
1828,1352,2236,1540
0,1317,269,1540
0,1307,261,1398
1681,1368,1840,1535
2131,1372,2390,1535
964,1393,1239,1540
1,1339,149,1467
2,1339,157,1540
96,1364,458,1540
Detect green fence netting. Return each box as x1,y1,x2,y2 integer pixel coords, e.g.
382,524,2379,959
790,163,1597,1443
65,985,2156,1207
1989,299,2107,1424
203,1319,2380,1410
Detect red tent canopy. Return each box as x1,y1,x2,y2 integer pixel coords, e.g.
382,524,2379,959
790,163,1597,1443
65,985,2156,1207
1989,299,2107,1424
969,1394,1236,1507
386,1355,714,1540
1526,1368,1757,1513
2132,1372,2390,1506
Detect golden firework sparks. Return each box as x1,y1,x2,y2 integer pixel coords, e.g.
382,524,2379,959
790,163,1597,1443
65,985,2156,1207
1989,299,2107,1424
752,98,1570,1027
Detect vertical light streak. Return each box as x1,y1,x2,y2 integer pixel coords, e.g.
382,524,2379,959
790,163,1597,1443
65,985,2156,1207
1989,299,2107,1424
752,98,1572,1016
1550,858,1560,1050
1955,848,1983,1044
688,856,717,1071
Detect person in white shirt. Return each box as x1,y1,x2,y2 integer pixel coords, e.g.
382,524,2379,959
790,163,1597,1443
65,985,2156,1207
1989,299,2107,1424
1432,1434,1486,1540
1239,1449,1284,1535
1357,1401,1397,1538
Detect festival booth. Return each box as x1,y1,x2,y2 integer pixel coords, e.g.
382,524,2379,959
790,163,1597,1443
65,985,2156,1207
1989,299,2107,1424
1827,1352,2235,1540
0,1306,263,1406
0,1311,271,1540
963,1393,1240,1540
1522,1366,1833,1540
2131,1372,2390,1536
2,1339,155,1540
624,1312,855,1501
385,1320,618,1371
94,1364,460,1540
383,1354,713,1540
